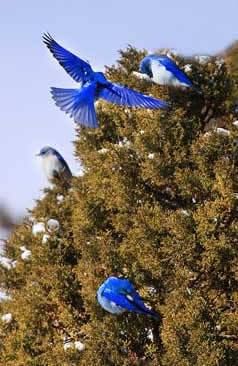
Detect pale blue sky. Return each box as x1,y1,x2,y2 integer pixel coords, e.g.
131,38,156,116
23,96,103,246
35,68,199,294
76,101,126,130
0,0,238,218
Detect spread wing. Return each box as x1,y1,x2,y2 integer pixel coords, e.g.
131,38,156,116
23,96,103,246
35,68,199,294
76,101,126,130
43,33,93,83
99,82,168,109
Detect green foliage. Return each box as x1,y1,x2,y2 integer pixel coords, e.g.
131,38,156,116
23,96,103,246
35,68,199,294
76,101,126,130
1,46,238,365
224,40,238,103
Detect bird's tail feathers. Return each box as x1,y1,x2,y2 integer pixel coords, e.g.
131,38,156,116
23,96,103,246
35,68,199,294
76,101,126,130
147,308,160,320
135,303,159,320
123,291,160,320
135,301,159,319
51,87,99,128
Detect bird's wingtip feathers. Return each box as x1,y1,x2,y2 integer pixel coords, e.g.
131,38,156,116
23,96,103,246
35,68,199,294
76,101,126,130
42,32,54,47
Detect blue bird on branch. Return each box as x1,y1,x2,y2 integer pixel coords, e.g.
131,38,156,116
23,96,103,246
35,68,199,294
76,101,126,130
43,34,168,128
37,146,72,183
97,277,159,319
135,54,202,93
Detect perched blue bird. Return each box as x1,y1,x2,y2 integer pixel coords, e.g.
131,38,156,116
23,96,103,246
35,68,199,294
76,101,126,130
37,146,72,182
97,277,159,319
137,54,201,93
43,34,168,128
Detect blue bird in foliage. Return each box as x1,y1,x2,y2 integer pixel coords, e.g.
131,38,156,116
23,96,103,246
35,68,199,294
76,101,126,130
37,146,72,182
97,277,159,319
43,34,168,128
138,54,201,93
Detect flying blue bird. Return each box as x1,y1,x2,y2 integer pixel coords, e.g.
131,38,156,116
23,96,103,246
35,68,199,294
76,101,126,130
37,146,72,182
97,277,159,319
43,34,168,128
137,54,202,93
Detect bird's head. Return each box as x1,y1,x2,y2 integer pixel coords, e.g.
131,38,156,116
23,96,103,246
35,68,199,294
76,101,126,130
36,146,55,158
139,59,153,78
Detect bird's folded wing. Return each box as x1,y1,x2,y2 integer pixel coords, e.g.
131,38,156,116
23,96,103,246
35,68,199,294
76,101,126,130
99,83,168,109
54,153,72,176
103,288,150,313
102,289,138,312
154,55,194,87
43,33,93,83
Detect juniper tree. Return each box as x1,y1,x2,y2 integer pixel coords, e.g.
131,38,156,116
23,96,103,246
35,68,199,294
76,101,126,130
223,41,238,117
0,46,237,366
